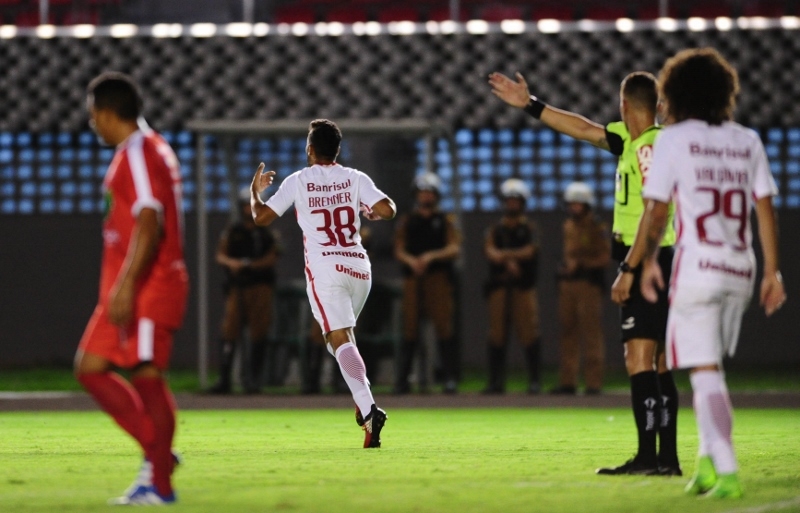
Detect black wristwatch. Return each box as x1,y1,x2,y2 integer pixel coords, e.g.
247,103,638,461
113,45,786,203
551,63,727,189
618,261,635,274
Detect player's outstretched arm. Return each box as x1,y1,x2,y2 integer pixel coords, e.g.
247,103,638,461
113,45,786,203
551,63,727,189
488,71,610,150
755,196,786,316
250,163,278,226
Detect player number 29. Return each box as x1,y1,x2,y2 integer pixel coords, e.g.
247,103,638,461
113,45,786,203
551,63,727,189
311,206,357,247
695,187,747,250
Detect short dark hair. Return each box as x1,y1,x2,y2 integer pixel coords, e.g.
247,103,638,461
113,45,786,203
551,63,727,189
308,119,342,161
620,72,658,112
87,72,143,121
659,48,739,125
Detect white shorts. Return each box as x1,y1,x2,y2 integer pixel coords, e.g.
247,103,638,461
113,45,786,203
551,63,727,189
304,262,371,334
666,286,751,370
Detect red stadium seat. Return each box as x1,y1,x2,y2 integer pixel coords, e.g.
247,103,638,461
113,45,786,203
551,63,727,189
742,0,790,17
531,5,575,20
688,2,733,18
15,10,55,26
60,10,100,25
273,5,316,24
377,6,419,23
478,5,524,21
583,6,630,20
326,6,368,23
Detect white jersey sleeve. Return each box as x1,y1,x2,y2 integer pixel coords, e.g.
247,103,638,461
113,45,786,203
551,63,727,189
643,132,678,203
357,172,389,211
265,171,300,216
751,139,779,200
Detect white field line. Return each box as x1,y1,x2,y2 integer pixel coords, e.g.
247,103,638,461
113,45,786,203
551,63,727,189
720,496,800,513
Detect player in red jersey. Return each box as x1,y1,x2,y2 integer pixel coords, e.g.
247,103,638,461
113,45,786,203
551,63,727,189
74,72,188,505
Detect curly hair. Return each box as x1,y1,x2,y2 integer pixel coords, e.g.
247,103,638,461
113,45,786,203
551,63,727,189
658,48,739,125
308,119,342,161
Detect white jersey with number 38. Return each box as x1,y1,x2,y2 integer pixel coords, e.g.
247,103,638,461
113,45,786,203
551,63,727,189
265,163,388,268
644,120,778,293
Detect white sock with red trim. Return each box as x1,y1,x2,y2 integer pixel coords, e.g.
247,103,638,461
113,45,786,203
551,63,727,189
691,370,738,474
334,342,374,417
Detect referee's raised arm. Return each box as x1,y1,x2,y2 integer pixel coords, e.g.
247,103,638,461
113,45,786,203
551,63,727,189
488,71,615,152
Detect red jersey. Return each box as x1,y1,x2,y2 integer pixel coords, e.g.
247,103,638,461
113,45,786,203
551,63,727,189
100,128,188,329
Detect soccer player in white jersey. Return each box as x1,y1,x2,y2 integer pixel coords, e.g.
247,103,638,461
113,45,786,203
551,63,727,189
619,48,786,498
249,119,397,448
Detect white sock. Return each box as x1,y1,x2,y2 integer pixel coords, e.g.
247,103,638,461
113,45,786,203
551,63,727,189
691,370,738,474
334,342,374,417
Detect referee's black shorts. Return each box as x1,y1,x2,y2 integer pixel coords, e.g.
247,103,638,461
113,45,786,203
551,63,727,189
617,245,674,344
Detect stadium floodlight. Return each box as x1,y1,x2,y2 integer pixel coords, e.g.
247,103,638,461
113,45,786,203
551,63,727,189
425,20,440,34
36,24,56,39
715,17,734,31
615,18,635,32
291,23,309,36
0,25,18,39
687,17,708,31
151,23,183,38
190,23,217,37
253,22,269,36
656,17,678,31
225,23,253,37
577,19,598,31
365,21,382,36
537,19,561,33
440,20,458,34
71,24,96,38
780,16,800,29
388,21,417,36
466,20,489,34
110,24,138,38
500,20,526,34
327,22,344,36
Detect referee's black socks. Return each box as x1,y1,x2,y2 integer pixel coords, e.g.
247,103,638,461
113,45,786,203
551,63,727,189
657,371,680,466
630,371,660,465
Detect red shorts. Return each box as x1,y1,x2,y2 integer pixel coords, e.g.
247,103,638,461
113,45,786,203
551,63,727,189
78,305,174,370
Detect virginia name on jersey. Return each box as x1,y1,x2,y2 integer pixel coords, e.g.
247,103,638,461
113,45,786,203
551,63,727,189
644,120,778,291
266,163,388,269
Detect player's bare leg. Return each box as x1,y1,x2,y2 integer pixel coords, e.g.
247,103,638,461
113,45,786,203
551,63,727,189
688,364,742,499
327,327,387,448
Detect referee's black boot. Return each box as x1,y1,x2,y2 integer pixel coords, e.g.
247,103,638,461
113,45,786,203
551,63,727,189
596,456,660,476
482,344,506,394
206,341,234,394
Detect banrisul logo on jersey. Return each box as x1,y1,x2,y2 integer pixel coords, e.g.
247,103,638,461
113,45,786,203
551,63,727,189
103,190,113,220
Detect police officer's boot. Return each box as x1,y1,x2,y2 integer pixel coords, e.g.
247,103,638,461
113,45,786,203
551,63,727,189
301,341,324,395
439,338,459,394
482,344,506,394
206,340,235,394
245,338,267,394
525,339,542,395
393,340,417,394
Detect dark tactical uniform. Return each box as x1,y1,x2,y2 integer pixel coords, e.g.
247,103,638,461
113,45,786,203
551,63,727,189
394,211,460,393
212,222,278,393
556,213,610,393
484,218,541,393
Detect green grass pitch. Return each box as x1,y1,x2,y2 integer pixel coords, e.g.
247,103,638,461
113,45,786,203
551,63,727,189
1,408,798,513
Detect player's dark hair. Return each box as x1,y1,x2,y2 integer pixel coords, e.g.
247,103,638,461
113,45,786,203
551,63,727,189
659,47,739,125
87,72,143,121
620,72,658,112
308,119,342,161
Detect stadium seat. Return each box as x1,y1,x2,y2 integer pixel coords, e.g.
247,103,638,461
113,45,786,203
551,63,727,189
531,5,575,20
478,5,524,22
377,6,419,22
273,5,316,24
582,6,630,20
688,2,732,18
742,0,790,17
427,5,468,21
635,4,678,19
15,10,55,26
326,6,368,23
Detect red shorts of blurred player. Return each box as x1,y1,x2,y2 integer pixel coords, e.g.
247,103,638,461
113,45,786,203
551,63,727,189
79,304,179,370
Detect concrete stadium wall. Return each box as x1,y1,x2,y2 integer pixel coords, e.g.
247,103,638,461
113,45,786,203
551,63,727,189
2,210,798,371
